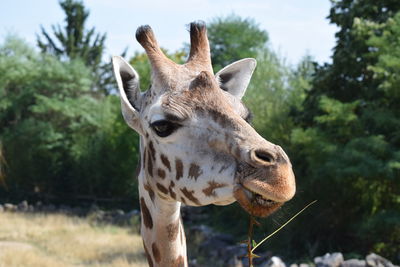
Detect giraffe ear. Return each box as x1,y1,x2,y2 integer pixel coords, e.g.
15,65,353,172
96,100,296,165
112,56,143,133
215,58,257,99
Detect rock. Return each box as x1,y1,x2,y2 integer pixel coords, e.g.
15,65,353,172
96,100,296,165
263,256,287,267
188,258,199,267
221,244,247,262
0,204,3,212
227,256,244,267
4,203,16,212
89,203,100,213
366,253,395,267
199,236,230,258
45,204,56,212
113,210,139,226
18,200,29,212
315,253,344,267
291,264,311,267
189,224,214,240
341,259,366,267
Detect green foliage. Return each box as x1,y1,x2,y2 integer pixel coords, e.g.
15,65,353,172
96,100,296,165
244,50,291,145
288,1,400,260
36,0,119,95
207,14,268,71
0,36,139,205
2,6,399,262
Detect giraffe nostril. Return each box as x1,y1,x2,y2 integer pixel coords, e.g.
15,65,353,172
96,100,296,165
253,149,275,164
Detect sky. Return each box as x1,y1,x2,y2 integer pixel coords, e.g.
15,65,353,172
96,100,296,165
1,0,338,65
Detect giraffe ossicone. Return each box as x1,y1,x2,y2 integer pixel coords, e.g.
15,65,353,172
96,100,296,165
112,21,296,267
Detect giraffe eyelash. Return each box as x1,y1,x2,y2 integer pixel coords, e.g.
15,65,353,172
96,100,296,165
150,120,181,137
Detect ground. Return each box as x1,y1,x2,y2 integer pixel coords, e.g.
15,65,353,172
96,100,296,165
0,212,147,267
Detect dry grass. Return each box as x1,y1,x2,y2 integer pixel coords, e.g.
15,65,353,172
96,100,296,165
0,212,147,267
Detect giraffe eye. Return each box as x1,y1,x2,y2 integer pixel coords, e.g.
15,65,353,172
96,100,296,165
150,120,180,137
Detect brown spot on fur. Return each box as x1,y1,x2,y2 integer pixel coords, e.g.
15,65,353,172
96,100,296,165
156,183,169,195
209,109,237,129
188,163,202,180
180,197,187,205
152,243,161,263
171,255,185,267
143,242,154,267
180,187,201,205
157,168,166,179
202,181,227,197
166,218,180,241
148,141,156,161
160,154,171,171
169,181,176,199
158,193,169,200
140,197,153,229
144,183,155,203
147,148,153,177
175,158,183,180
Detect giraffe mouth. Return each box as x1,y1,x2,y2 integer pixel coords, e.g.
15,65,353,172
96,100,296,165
233,183,283,217
233,162,294,217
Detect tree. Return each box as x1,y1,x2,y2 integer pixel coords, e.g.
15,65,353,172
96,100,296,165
207,14,268,71
289,0,400,260
37,0,105,68
36,0,116,94
0,36,139,205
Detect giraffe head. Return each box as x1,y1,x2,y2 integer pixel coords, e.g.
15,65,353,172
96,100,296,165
112,22,295,217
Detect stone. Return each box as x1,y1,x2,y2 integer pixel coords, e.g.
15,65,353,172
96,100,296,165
227,256,244,267
221,244,247,262
366,253,395,267
4,203,16,212
0,204,3,212
18,200,29,212
340,259,366,267
315,253,344,267
263,256,287,267
46,204,56,212
291,264,310,267
28,205,34,212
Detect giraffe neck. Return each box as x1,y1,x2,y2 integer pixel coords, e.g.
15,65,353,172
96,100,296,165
138,170,187,267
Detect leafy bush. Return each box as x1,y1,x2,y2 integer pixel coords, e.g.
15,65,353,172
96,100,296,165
0,36,139,206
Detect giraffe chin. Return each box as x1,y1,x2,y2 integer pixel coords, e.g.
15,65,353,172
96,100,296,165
233,184,283,217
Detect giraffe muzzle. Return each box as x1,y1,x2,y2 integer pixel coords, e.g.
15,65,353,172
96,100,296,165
233,146,296,217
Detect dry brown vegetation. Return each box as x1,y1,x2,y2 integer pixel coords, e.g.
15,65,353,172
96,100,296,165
0,212,147,267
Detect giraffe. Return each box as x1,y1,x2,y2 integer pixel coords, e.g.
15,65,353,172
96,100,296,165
112,22,296,267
